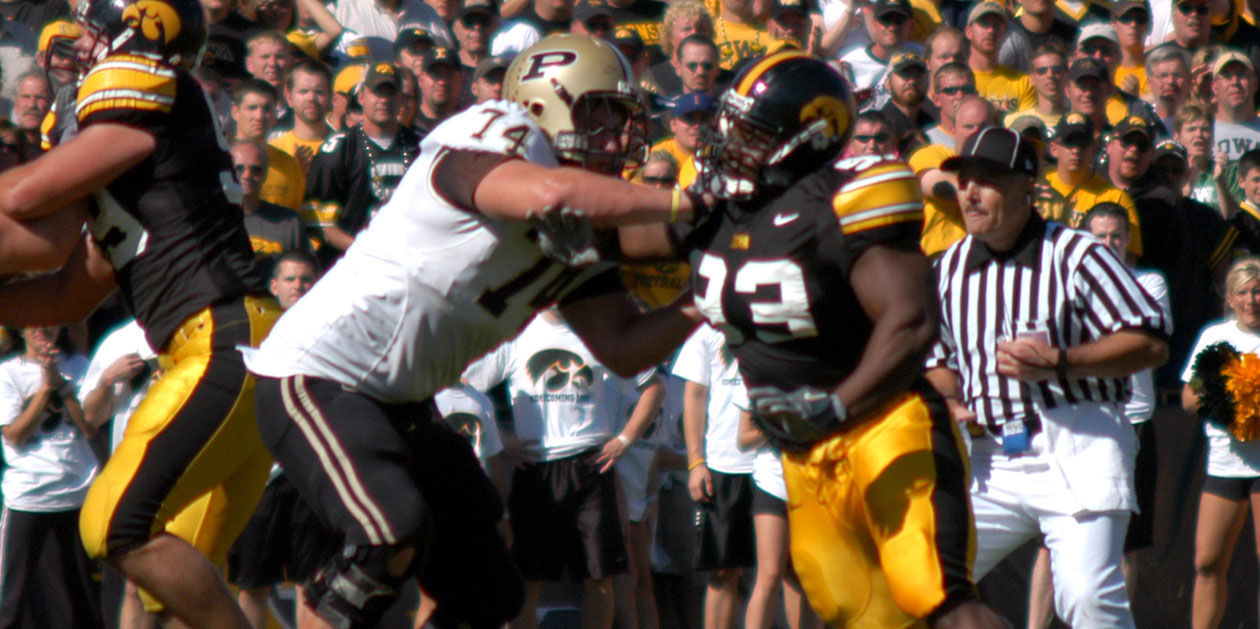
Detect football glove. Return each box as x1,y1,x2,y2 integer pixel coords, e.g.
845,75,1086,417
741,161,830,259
748,385,848,445
528,204,601,267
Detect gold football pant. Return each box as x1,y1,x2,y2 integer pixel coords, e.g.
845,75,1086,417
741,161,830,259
782,391,976,628
79,296,280,611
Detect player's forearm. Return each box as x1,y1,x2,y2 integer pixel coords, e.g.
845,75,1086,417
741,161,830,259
1061,329,1168,378
836,307,936,420
0,237,117,327
478,161,696,227
0,204,88,273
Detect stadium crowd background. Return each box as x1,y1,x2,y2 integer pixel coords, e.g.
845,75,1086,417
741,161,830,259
6,0,1260,625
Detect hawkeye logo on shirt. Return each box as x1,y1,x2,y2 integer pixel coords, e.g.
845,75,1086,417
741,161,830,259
526,349,594,401
442,411,484,451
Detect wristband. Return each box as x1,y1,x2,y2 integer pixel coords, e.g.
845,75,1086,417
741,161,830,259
688,458,706,471
669,187,682,223
616,434,631,447
1055,347,1070,380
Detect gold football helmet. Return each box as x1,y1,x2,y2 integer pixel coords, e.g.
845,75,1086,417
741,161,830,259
503,34,646,173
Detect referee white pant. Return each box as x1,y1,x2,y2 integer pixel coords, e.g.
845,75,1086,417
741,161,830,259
969,434,1135,629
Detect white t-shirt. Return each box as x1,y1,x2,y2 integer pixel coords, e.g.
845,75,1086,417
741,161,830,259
490,20,544,60
0,353,96,512
463,313,620,461
1126,268,1170,424
77,320,156,452
1182,319,1260,478
332,0,454,55
671,324,754,474
1214,119,1260,163
244,100,613,404
435,384,503,470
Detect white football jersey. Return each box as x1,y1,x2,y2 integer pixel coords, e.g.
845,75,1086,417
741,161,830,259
244,101,615,403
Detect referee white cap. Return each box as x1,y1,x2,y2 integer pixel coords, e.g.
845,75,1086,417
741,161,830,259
941,126,1039,177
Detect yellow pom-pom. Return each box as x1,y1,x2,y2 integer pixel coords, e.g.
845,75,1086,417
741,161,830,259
1223,353,1260,442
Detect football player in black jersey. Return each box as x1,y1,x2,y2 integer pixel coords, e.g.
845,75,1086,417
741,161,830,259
615,50,1005,628
0,0,280,626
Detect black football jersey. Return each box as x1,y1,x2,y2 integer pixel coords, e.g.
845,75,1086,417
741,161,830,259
675,157,924,391
76,53,267,352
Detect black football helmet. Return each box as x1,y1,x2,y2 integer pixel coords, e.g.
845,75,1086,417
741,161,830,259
76,0,207,69
697,51,854,200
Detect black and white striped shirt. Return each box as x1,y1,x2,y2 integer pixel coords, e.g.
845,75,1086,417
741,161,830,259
926,214,1172,437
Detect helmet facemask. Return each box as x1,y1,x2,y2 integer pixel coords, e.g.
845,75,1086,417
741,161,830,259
697,92,775,200
556,92,647,175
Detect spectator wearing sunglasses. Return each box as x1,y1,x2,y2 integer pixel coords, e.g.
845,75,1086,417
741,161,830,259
231,140,310,260
996,0,1077,74
1111,0,1151,98
1168,0,1211,52
1072,23,1163,138
453,0,497,84
845,111,894,157
670,34,723,97
1004,44,1068,130
923,61,976,149
965,2,1035,115
840,0,920,99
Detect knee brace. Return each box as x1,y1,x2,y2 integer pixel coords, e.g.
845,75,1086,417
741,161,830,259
304,545,412,629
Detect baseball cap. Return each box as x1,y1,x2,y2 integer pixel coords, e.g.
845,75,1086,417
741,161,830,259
574,0,614,23
394,27,435,56
38,19,79,59
286,30,319,59
1111,0,1149,19
613,27,645,56
941,126,1040,177
334,63,367,95
474,56,510,82
1076,22,1118,47
1067,57,1108,82
1111,115,1152,142
421,46,458,71
967,1,1008,25
362,62,402,91
456,0,496,19
344,37,373,61
1213,50,1256,76
770,0,812,21
1008,114,1047,139
1153,139,1188,163
1050,112,1093,145
672,92,717,117
887,51,926,74
871,0,911,20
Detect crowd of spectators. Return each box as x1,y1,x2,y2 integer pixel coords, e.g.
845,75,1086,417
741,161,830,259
7,0,1260,625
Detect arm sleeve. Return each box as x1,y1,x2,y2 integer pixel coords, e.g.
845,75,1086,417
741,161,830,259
76,56,176,132
1071,241,1174,341
671,326,713,385
431,149,516,212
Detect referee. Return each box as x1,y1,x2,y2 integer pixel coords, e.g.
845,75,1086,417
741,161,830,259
924,127,1171,628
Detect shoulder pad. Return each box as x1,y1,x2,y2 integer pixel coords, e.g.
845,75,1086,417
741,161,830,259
76,54,177,121
831,160,922,236
832,154,900,174
320,132,347,154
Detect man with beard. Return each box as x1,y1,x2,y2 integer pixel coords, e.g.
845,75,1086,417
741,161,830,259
303,62,421,262
840,0,918,100
271,59,334,177
1004,44,1067,129
965,2,1035,115
879,51,931,148
411,46,463,136
10,70,49,152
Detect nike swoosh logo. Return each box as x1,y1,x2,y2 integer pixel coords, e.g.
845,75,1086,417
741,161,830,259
773,213,799,227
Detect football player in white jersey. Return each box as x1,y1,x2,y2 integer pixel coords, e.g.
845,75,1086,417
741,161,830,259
244,34,708,629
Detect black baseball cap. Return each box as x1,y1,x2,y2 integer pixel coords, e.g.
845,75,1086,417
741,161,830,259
456,0,496,19
1051,112,1094,145
941,126,1040,177
1111,0,1149,19
887,51,926,74
1153,139,1188,163
871,0,911,20
394,27,434,55
1111,115,1152,143
1068,57,1108,83
613,26,645,56
362,62,402,91
421,46,459,71
574,0,614,23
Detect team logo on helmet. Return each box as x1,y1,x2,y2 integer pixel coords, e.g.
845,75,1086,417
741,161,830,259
801,95,848,142
122,0,182,45
520,50,578,81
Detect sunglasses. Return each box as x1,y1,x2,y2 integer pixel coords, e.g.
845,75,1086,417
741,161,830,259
1176,3,1209,15
1119,136,1152,152
685,61,716,72
1115,11,1149,24
1033,64,1066,75
641,175,678,185
234,164,266,176
853,133,891,144
1081,43,1119,57
877,12,909,26
937,84,977,95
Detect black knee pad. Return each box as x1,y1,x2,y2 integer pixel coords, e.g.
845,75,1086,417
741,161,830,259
304,545,412,629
